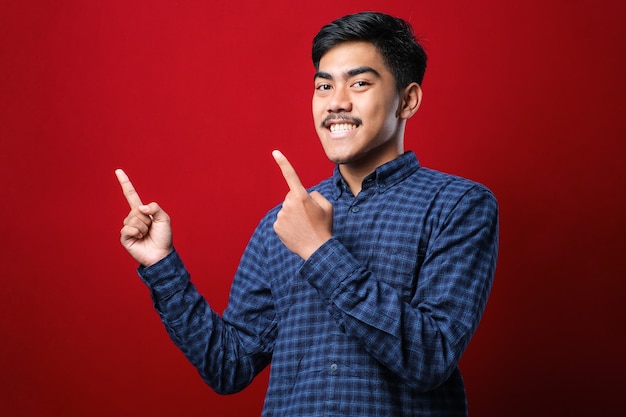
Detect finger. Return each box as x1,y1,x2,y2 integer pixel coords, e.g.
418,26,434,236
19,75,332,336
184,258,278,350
124,213,152,235
120,224,147,241
272,150,306,194
115,169,144,209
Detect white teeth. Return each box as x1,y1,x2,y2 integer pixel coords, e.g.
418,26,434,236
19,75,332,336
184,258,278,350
329,123,357,133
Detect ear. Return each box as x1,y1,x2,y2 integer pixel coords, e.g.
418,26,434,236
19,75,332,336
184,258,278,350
398,82,422,120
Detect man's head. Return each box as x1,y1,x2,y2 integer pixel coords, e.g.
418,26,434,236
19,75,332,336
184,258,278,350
310,12,425,179
312,11,427,90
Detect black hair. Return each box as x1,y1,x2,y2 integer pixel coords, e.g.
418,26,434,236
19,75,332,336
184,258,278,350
312,11,427,89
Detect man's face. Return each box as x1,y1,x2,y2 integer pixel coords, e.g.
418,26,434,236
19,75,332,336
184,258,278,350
312,41,405,172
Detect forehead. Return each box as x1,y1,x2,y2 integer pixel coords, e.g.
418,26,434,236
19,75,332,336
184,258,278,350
318,41,389,75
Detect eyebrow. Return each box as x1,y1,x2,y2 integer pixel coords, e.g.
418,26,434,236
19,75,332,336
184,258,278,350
314,66,382,81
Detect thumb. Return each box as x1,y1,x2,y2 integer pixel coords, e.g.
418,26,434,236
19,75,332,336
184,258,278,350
310,191,333,214
139,202,170,222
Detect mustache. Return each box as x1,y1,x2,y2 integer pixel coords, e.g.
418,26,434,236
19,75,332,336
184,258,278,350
321,113,363,128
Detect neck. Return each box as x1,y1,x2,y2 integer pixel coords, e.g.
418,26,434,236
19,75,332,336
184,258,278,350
339,148,403,195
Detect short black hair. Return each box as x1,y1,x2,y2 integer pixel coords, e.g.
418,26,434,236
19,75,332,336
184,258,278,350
312,11,427,90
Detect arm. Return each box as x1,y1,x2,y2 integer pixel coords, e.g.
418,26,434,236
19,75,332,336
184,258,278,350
115,169,275,394
138,244,275,394
272,152,498,390
301,185,498,391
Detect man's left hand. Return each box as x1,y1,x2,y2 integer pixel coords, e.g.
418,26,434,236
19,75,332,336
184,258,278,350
272,150,333,260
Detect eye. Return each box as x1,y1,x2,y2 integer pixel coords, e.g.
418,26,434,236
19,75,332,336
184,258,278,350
315,83,332,91
352,80,371,88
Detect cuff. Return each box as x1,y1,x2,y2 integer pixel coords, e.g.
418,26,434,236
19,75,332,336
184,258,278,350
137,249,190,299
299,238,360,299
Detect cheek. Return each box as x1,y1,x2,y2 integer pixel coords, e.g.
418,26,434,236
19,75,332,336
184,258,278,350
311,99,324,127
371,98,401,128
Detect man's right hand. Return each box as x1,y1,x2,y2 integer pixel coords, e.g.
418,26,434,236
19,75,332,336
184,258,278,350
115,169,173,267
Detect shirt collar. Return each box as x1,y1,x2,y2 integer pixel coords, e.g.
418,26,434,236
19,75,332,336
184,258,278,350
332,151,421,199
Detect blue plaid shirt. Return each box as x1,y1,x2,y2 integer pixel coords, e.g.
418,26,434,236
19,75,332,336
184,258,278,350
139,151,499,416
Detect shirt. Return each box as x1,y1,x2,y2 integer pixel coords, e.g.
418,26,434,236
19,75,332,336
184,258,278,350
138,151,499,417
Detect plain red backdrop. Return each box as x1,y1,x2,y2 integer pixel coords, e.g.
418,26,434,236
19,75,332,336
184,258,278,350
1,1,625,416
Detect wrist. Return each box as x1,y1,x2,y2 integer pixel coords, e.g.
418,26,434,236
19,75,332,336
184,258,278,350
300,236,332,261
141,247,174,267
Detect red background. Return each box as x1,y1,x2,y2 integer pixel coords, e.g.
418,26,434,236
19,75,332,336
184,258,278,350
1,1,625,416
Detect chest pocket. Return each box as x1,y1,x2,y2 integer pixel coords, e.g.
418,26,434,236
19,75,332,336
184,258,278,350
364,213,429,302
364,234,427,302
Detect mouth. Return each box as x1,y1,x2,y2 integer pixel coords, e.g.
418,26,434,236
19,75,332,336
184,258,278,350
322,114,362,134
329,123,358,133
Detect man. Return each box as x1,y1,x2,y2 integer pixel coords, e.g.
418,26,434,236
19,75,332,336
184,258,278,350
116,11,498,416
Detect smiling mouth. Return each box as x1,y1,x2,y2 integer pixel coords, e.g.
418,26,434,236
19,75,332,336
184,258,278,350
323,114,362,133
329,123,358,133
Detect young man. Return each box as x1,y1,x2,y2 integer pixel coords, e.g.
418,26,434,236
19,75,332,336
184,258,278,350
116,11,498,416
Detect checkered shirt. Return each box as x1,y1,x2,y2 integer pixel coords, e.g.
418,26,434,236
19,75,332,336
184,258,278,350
139,151,499,416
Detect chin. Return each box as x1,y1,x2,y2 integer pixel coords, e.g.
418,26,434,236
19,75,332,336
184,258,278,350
327,153,364,166
320,142,354,164
323,154,343,164
322,148,353,165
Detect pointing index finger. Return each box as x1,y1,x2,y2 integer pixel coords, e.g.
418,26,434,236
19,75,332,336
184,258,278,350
272,150,306,194
115,169,144,209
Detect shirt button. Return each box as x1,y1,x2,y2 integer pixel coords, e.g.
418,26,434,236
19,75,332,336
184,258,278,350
351,206,360,213
330,363,338,373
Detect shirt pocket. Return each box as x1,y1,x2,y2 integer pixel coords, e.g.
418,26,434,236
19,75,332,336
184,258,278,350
367,242,420,302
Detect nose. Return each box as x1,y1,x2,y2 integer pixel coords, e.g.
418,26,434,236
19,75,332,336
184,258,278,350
328,86,352,113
